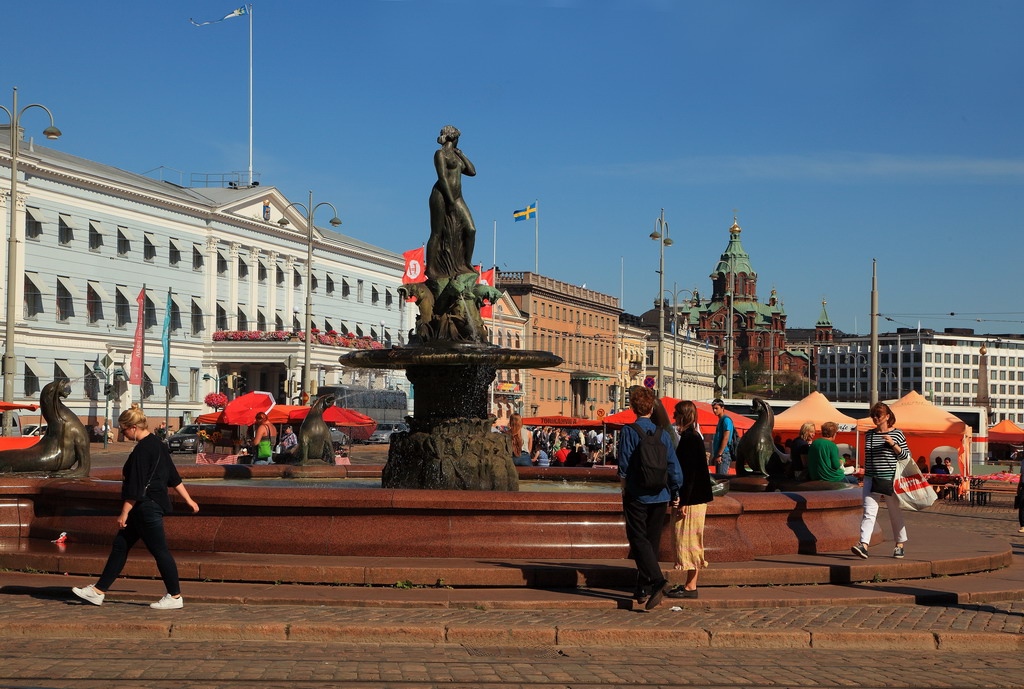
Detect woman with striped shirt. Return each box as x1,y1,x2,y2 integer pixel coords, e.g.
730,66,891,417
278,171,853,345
851,402,910,560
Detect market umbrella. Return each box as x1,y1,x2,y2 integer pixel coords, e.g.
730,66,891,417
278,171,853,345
0,401,38,412
284,404,378,441
221,391,277,425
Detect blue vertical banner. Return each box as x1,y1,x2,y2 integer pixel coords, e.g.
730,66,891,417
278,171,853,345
160,288,172,387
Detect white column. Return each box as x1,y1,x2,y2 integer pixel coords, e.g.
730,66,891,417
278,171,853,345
227,242,240,330
265,251,278,329
284,255,296,329
204,237,219,340
248,245,259,329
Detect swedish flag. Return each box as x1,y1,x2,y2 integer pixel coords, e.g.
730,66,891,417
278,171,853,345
513,203,537,222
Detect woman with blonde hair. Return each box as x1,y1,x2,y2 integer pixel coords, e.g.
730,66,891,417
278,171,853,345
667,400,714,599
789,421,815,478
72,407,199,609
507,412,533,466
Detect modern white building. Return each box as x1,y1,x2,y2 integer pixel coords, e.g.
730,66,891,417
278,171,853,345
818,328,1024,424
1,125,410,427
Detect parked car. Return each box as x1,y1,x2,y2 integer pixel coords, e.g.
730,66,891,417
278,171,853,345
329,428,350,449
365,422,408,444
21,424,47,437
167,424,218,454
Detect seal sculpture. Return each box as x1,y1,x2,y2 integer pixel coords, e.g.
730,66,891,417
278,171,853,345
734,397,774,478
296,393,336,465
0,380,91,476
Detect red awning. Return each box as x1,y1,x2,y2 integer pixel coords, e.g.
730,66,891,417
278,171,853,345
520,415,603,428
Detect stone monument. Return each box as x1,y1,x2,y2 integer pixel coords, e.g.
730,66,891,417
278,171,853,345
341,126,561,490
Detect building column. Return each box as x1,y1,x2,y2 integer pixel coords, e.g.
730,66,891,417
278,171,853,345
247,245,259,329
266,250,278,329
284,255,296,330
227,242,240,330
204,236,218,342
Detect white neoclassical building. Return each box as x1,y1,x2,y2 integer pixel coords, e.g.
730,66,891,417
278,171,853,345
1,125,411,427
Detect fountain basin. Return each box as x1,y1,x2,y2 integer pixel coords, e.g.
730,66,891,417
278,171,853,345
0,465,874,562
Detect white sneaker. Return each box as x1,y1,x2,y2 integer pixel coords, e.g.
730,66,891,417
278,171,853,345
71,585,104,606
150,594,184,610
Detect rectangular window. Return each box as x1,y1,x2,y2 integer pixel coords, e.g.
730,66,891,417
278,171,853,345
89,223,103,251
258,262,267,283
944,383,951,392
115,289,131,327
372,286,380,305
953,354,961,364
217,252,228,275
310,273,318,292
58,215,74,245
145,297,157,330
944,354,951,363
169,241,181,266
56,283,74,322
386,289,393,308
925,367,932,376
293,269,301,289
944,368,952,377
953,369,960,378
925,352,932,363
953,383,961,393
357,280,364,302
25,208,43,239
191,301,204,335
117,229,131,256
216,304,227,331
87,285,104,323
326,275,334,294
23,276,43,318
342,279,351,299
238,257,248,280
192,246,203,271
143,235,156,261
276,266,285,285
23,362,40,397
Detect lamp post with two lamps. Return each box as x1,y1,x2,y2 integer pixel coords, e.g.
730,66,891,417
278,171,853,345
650,209,672,395
1,88,61,435
278,192,341,400
555,395,568,416
657,283,697,400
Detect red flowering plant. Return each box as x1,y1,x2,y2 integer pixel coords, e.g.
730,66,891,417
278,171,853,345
204,392,228,409
209,330,386,350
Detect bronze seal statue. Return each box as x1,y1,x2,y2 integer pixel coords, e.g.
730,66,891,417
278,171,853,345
0,380,91,476
296,393,336,465
735,397,775,478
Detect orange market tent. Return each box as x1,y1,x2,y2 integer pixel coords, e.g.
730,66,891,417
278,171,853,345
855,390,972,475
774,392,858,433
988,419,1024,445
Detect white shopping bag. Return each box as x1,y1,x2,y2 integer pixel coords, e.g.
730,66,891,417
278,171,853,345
894,458,938,511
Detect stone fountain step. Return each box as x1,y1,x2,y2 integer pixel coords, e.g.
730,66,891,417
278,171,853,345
0,528,1010,590
2,555,1024,611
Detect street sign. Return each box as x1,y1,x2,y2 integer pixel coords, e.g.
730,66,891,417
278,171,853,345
716,374,727,390
101,354,114,370
643,376,656,389
597,408,606,418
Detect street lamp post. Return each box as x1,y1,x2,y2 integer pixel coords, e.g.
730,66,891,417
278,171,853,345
1,88,61,436
658,283,696,400
278,191,341,400
650,209,672,396
556,395,568,416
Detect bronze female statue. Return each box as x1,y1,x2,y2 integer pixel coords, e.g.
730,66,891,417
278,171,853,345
426,125,477,280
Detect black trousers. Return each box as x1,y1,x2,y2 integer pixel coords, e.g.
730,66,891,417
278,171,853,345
622,497,668,594
96,500,180,595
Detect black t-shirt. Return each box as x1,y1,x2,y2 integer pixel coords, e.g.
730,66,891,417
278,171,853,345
122,433,182,512
790,437,810,472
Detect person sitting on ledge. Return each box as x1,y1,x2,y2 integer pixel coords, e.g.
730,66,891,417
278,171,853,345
807,422,858,484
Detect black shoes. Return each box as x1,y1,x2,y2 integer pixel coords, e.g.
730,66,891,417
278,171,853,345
666,586,698,599
645,580,670,610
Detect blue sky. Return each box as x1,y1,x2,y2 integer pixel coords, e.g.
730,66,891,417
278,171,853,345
7,1,1023,335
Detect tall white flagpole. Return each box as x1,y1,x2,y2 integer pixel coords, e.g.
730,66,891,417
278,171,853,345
534,199,539,274
248,4,254,186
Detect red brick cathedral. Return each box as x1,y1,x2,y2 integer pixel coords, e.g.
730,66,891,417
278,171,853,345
682,218,822,378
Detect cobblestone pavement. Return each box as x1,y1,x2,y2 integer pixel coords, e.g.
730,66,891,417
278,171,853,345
0,639,1022,688
1,490,1021,687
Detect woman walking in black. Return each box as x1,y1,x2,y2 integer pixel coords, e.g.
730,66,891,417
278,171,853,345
72,407,198,608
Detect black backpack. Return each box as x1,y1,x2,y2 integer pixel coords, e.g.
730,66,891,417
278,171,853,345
627,423,669,492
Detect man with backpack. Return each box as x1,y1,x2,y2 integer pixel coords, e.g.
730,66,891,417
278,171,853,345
617,386,682,610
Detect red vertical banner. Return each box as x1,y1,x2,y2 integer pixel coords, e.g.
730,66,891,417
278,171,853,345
129,287,145,385
402,247,426,303
476,266,495,318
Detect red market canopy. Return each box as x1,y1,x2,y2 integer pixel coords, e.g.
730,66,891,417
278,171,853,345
221,391,276,425
196,404,377,441
520,415,603,428
602,397,753,436
988,419,1024,444
0,401,38,412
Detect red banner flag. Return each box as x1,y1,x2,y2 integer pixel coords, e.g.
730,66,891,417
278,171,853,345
476,266,496,318
129,287,146,385
402,247,426,284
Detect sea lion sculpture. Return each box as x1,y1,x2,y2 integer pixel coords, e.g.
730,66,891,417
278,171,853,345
296,393,336,465
734,397,774,477
0,380,91,476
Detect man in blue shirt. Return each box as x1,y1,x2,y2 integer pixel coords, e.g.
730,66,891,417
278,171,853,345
711,398,734,476
617,387,682,610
